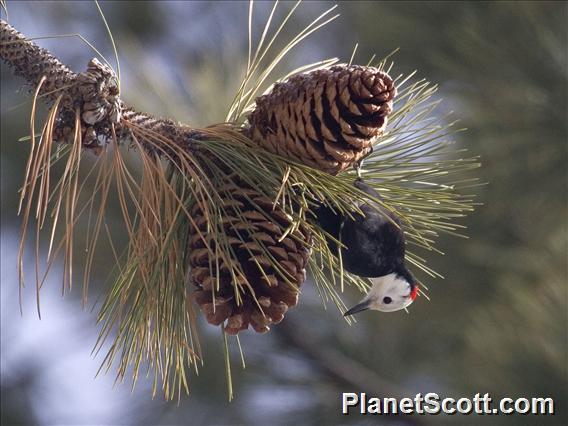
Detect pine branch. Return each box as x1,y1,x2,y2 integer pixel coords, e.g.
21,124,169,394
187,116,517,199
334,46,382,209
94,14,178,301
0,19,204,158
1,5,479,400
0,20,76,100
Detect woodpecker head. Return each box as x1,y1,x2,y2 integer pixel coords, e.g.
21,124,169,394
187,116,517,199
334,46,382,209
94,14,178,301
344,271,419,315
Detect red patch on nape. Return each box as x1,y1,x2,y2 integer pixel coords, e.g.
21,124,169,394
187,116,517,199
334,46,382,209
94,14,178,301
410,284,419,300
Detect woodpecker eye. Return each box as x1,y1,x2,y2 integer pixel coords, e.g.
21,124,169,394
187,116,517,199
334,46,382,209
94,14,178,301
383,296,392,304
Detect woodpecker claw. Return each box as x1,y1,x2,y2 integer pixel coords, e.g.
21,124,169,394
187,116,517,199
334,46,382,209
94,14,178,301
354,159,364,178
354,146,374,178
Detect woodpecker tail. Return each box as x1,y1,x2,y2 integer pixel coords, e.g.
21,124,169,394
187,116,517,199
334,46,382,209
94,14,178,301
311,202,342,256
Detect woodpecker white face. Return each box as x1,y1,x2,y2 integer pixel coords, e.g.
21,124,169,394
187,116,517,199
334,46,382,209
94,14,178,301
344,273,418,316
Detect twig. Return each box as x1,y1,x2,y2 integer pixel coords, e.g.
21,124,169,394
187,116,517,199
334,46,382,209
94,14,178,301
278,319,426,425
0,19,204,158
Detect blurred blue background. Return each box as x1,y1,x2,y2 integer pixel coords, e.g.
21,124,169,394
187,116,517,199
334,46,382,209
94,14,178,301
1,1,566,425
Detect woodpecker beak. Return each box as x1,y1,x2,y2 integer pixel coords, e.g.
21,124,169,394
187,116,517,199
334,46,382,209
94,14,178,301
343,299,372,316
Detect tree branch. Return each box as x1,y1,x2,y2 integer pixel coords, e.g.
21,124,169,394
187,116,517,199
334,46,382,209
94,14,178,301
278,319,427,425
0,19,203,157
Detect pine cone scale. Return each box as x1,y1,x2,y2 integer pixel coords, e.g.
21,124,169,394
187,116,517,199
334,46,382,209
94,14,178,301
190,177,311,334
246,64,396,173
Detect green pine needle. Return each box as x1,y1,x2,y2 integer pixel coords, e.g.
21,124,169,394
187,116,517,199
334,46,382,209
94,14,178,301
16,1,479,401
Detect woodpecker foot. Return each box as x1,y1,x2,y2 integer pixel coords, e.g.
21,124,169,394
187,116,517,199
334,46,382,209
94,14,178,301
353,146,374,178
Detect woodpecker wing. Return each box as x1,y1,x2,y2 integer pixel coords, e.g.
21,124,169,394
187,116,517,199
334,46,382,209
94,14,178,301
340,180,406,277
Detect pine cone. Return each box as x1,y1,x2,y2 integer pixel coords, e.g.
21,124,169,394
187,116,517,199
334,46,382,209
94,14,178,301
246,65,397,174
189,176,311,334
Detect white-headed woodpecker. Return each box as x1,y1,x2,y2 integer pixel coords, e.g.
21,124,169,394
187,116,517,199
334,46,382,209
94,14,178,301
314,178,419,315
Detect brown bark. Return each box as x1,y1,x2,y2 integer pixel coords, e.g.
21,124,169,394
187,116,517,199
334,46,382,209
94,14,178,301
1,19,203,156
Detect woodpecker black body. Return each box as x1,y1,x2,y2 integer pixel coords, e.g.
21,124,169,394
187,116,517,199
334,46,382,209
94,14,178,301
314,179,419,314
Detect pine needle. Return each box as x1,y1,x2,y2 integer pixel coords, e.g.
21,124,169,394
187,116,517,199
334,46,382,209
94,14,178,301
0,0,8,20
14,1,479,402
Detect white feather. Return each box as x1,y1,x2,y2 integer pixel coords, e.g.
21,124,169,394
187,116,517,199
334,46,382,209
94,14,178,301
363,273,414,312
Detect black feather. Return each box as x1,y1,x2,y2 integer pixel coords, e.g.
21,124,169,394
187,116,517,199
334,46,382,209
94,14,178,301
314,179,407,278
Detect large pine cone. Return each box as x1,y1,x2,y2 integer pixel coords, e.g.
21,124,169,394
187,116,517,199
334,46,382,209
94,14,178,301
246,65,397,174
189,177,311,334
